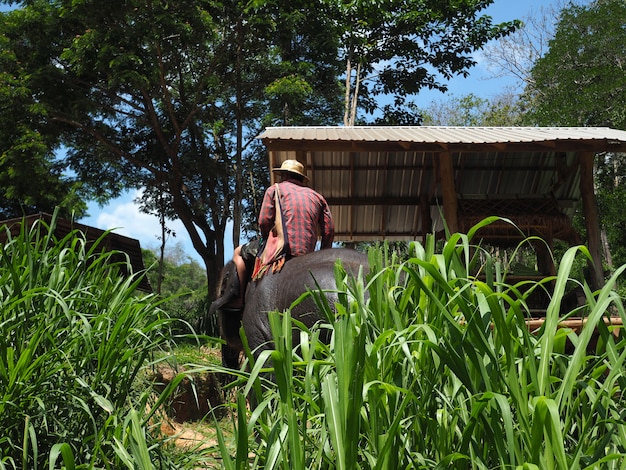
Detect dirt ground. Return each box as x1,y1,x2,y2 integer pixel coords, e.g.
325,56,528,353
160,419,219,449
149,348,236,466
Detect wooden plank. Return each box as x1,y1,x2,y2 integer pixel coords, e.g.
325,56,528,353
438,151,459,233
526,316,623,335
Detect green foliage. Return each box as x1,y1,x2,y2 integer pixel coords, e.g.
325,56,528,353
3,211,624,467
0,4,87,219
142,246,211,336
336,0,520,123
594,153,626,268
421,92,525,126
0,149,86,219
211,220,626,468
0,74,85,218
0,0,346,291
523,0,626,271
0,211,202,468
525,0,626,129
0,0,520,286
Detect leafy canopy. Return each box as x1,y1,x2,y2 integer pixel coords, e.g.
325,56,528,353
525,0,626,128
0,6,85,219
0,0,518,293
337,0,520,124
523,0,626,269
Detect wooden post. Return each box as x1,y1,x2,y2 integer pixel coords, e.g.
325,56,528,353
269,151,279,185
579,152,604,290
438,152,459,234
420,192,432,243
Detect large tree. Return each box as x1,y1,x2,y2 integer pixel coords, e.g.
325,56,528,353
481,1,588,94
525,0,625,128
524,0,626,269
0,0,518,295
0,21,85,219
0,0,344,295
338,0,520,125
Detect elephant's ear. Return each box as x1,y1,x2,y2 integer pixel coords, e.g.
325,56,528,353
209,262,241,316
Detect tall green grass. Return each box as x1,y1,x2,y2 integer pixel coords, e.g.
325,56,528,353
214,218,626,469
0,212,203,469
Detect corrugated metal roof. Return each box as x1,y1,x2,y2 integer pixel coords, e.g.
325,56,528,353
258,126,624,244
259,126,626,149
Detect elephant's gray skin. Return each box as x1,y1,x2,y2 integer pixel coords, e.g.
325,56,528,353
214,248,369,369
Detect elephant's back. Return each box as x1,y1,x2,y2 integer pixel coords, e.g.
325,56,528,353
241,248,368,355
257,248,366,293
245,248,367,315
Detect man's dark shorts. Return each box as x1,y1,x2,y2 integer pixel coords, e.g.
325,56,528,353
240,238,260,265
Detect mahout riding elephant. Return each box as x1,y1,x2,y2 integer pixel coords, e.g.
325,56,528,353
210,248,369,369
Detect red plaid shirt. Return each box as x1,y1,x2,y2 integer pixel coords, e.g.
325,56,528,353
258,179,334,257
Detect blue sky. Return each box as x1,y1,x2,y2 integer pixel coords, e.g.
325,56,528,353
78,0,564,264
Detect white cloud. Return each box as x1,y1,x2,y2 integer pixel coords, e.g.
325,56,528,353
81,189,234,264
81,189,197,260
95,191,160,243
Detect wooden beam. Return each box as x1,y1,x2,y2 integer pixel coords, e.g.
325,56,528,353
325,196,424,206
579,152,604,289
437,152,459,233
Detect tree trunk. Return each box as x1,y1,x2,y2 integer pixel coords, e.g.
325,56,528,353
232,17,244,249
601,227,613,270
343,58,352,126
349,61,361,126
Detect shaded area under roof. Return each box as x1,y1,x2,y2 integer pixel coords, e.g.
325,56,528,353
0,213,152,292
259,126,626,289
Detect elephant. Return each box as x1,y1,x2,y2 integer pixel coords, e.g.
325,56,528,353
210,248,369,369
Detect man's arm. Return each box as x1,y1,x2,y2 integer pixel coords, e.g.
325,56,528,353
258,185,276,239
319,198,334,249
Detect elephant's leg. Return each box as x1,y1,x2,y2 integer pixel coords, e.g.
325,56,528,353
221,343,241,369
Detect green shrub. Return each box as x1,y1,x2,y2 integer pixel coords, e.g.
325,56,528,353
213,218,626,469
0,211,199,469
142,248,212,338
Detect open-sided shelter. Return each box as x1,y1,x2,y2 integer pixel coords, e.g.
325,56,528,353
258,126,626,292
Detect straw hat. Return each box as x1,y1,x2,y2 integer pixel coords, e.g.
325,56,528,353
272,159,308,180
